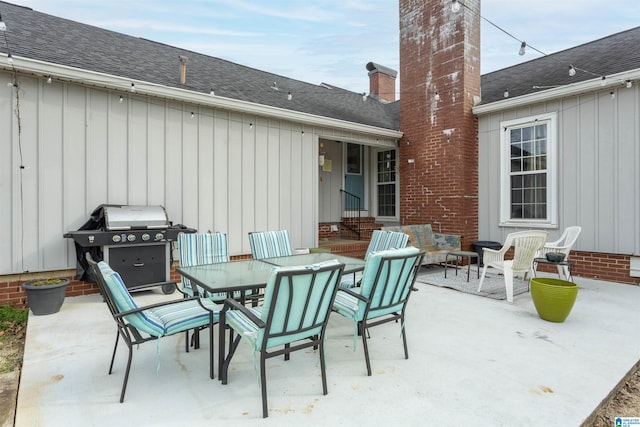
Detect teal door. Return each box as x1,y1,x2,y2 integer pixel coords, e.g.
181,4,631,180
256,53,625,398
344,143,364,210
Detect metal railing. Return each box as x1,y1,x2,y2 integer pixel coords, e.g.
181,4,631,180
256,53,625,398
340,189,361,240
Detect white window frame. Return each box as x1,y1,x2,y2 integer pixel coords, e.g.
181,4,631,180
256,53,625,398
372,147,399,221
499,112,558,228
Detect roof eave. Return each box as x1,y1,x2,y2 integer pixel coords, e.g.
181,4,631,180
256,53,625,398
1,54,403,140
473,68,640,115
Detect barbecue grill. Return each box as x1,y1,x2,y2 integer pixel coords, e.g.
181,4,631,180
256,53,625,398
64,205,195,293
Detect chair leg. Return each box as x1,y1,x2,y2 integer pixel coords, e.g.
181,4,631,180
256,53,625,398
119,338,134,403
360,321,372,376
319,339,328,395
260,355,269,418
400,314,409,360
477,265,489,291
504,260,514,303
109,331,120,375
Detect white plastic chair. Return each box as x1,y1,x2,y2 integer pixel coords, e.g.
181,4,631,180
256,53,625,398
477,230,548,302
535,226,582,279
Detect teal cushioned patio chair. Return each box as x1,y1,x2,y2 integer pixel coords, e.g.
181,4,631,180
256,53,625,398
219,260,345,418
177,232,229,297
177,232,232,349
340,229,410,289
333,246,424,376
86,254,219,402
248,230,293,260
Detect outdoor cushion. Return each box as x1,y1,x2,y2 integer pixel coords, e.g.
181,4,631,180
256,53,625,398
99,262,164,337
340,230,409,289
248,230,293,259
225,260,340,350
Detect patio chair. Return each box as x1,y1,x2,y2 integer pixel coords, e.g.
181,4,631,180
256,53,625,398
218,260,345,418
332,246,424,376
248,229,293,259
477,230,548,302
86,254,219,402
177,232,229,297
535,226,582,279
340,229,410,289
178,232,234,349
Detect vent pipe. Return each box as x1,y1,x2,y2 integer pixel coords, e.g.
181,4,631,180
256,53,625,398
179,55,188,85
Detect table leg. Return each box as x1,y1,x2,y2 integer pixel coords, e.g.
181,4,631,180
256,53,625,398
445,254,450,278
466,256,470,282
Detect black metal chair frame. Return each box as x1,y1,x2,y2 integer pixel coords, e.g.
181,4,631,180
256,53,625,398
86,253,216,402
337,251,424,376
218,263,344,418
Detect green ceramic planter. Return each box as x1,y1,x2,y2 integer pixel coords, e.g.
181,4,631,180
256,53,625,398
530,278,578,322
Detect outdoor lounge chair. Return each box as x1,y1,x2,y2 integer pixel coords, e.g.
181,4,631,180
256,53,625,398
332,246,424,376
248,230,293,259
340,229,409,288
477,230,548,302
535,226,582,279
218,260,345,418
86,254,219,402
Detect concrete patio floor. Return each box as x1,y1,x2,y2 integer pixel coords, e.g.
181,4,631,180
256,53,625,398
15,269,640,426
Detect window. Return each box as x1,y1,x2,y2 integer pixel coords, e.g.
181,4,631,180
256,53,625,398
346,143,362,175
376,149,397,217
500,113,557,227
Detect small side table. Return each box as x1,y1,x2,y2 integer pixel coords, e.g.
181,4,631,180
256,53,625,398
445,251,479,282
533,258,577,281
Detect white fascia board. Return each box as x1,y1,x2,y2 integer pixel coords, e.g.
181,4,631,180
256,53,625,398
473,68,640,115
1,55,403,140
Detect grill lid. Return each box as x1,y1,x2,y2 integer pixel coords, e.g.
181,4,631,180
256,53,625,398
103,205,169,230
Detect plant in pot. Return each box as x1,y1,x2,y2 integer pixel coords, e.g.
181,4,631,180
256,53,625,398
21,278,70,315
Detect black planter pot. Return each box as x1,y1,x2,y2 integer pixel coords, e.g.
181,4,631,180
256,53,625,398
22,279,70,315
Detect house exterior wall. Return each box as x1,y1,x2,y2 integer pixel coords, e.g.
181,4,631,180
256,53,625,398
0,70,394,276
477,86,640,283
318,140,345,222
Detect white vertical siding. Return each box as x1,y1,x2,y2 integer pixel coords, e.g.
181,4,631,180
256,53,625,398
0,73,306,273
0,70,398,274
478,86,640,254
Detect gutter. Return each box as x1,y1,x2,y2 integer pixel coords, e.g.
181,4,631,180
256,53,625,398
1,54,403,142
473,69,640,115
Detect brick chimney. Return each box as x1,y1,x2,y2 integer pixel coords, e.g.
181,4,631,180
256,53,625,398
398,0,480,247
366,62,397,102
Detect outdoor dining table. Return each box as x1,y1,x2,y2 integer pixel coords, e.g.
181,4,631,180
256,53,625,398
177,252,365,296
260,252,366,274
176,252,366,379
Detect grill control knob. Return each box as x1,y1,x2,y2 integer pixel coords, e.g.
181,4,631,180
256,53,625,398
155,233,164,241
112,235,122,243
127,234,136,242
142,233,150,241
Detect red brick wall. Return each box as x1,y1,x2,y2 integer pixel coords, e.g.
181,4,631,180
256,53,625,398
369,72,396,102
2,249,637,308
399,0,480,250
0,273,99,309
535,251,640,285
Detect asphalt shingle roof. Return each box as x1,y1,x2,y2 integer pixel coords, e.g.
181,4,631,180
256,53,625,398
2,2,638,121
480,26,640,104
0,1,399,130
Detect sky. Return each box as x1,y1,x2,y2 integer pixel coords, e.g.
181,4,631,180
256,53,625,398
5,0,640,94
